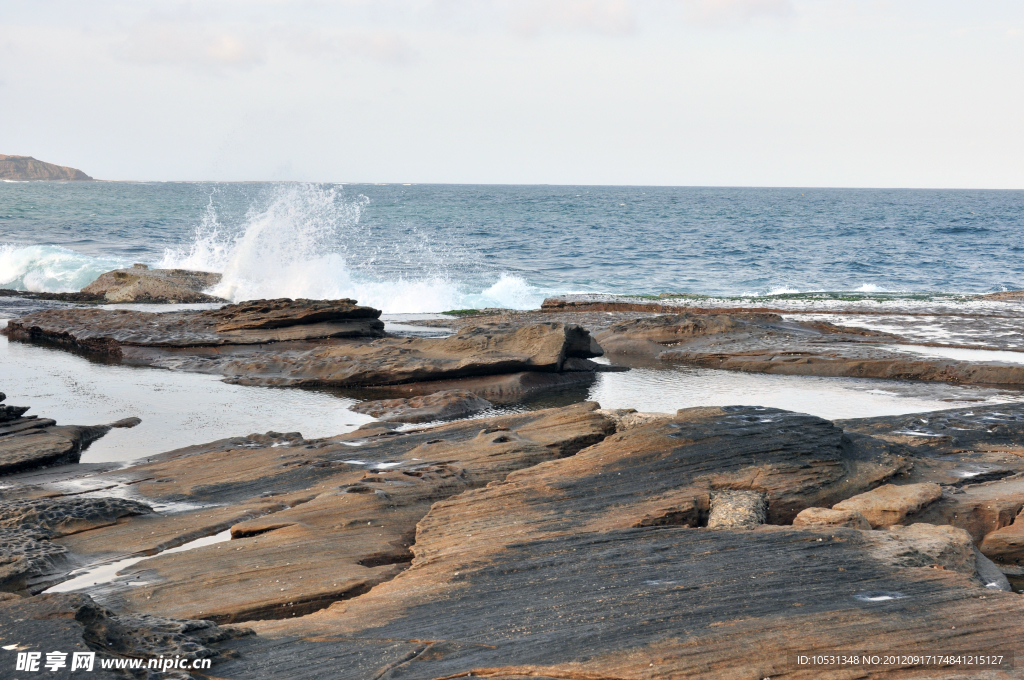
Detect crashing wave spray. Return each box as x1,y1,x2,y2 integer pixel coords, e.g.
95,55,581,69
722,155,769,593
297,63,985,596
0,244,124,292
160,184,544,313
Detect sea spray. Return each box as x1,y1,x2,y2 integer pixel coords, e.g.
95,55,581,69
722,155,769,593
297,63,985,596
158,183,547,312
0,244,125,293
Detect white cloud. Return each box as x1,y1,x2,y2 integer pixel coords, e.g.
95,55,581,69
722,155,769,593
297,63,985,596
506,1,636,36
283,28,416,64
678,0,794,26
116,20,266,70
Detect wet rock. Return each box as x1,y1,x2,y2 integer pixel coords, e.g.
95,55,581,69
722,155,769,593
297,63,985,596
0,424,120,476
5,303,608,398
706,490,766,529
0,528,70,593
595,311,1024,388
595,312,782,355
0,498,152,538
595,408,673,431
350,389,492,423
832,482,944,528
793,506,872,529
81,265,224,303
0,398,136,475
973,547,1013,591
358,370,597,404
151,323,604,392
3,298,386,352
38,404,614,624
4,296,385,350
0,592,251,679
204,298,380,331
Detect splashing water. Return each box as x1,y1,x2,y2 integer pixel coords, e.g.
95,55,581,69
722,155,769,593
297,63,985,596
158,184,545,313
0,243,124,292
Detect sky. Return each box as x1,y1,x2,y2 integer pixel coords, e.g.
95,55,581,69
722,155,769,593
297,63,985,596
1,0,1022,187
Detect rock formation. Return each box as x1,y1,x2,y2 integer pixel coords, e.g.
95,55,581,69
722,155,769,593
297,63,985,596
0,401,1020,677
0,155,92,181
0,593,251,678
80,265,224,303
350,389,493,423
3,298,386,351
0,393,138,475
4,303,606,405
595,311,1024,388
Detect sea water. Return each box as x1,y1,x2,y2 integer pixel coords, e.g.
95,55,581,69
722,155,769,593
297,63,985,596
2,182,1022,312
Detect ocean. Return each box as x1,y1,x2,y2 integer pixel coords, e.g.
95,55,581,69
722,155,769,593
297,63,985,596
2,182,1022,313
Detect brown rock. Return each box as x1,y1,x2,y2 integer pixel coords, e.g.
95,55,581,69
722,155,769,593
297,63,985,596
81,266,224,303
3,298,386,351
359,370,597,404
979,507,1024,567
206,297,380,331
793,506,871,530
832,482,944,528
0,423,121,476
36,404,614,624
148,322,602,387
350,389,492,423
233,410,1021,680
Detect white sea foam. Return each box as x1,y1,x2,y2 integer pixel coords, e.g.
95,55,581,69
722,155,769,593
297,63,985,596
854,283,887,293
0,243,124,292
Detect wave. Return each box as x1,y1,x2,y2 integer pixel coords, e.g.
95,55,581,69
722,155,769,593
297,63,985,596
0,244,125,292
157,184,547,313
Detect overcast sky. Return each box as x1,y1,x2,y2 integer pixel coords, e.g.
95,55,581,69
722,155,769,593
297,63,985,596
2,1,1022,187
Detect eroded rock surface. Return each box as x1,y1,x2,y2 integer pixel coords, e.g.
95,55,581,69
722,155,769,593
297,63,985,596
793,506,872,529
7,402,1024,678
0,593,251,679
350,389,492,423
34,405,613,624
0,498,152,538
4,303,607,401
81,265,224,303
223,405,1022,679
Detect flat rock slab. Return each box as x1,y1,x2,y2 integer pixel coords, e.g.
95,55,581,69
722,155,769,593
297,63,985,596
0,419,127,476
595,312,1024,388
4,298,385,351
143,322,602,388
833,482,944,528
5,304,605,394
351,389,493,423
81,265,224,303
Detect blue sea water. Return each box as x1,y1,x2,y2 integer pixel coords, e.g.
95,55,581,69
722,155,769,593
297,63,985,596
1,182,1022,313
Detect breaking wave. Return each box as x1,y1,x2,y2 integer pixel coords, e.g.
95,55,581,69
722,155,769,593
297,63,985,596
0,244,124,293
157,184,546,313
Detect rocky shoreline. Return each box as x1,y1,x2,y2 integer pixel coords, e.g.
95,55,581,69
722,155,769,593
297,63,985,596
2,275,1024,678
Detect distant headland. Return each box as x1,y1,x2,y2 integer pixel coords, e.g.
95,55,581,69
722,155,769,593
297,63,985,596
0,154,92,181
